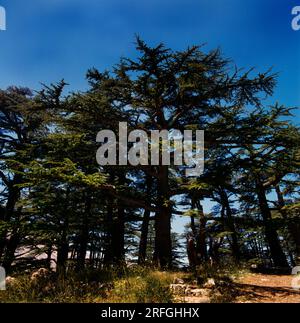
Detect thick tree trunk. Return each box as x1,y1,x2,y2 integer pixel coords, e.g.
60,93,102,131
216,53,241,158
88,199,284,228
275,185,300,265
76,196,91,271
154,165,172,268
256,181,288,268
103,201,114,265
138,174,152,265
103,172,126,266
208,237,222,264
138,209,150,265
46,244,52,269
2,230,20,274
187,236,197,269
103,206,125,266
291,225,300,266
1,206,22,273
57,217,69,279
0,176,21,261
111,204,125,264
196,202,207,261
112,173,127,264
190,214,197,237
219,189,240,261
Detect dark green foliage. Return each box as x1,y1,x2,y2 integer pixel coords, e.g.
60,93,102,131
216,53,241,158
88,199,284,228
0,38,299,285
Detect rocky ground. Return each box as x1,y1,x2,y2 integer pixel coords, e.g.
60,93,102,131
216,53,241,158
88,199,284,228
235,273,300,303
4,268,300,303
171,273,300,303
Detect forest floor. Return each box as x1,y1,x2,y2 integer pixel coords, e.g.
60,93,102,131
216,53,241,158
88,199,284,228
234,273,300,303
173,273,300,303
2,267,299,303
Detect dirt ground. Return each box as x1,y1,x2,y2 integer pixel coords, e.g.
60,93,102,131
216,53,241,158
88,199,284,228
234,273,300,303
175,273,300,303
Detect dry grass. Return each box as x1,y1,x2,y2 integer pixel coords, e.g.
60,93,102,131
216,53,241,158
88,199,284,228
0,266,177,303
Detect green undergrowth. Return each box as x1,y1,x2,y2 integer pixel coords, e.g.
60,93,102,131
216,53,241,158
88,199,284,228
0,266,178,303
0,263,247,303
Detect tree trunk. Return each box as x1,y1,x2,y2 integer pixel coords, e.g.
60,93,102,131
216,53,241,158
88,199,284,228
154,165,172,268
256,181,288,267
103,201,114,265
0,175,21,261
275,185,300,265
190,214,197,237
138,209,150,265
46,244,52,269
2,230,20,274
1,206,23,273
219,188,240,261
76,195,91,271
57,217,69,280
138,174,152,265
111,203,125,264
195,201,207,261
103,172,126,265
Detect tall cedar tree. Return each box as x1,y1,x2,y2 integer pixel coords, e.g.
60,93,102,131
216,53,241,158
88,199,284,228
86,38,277,267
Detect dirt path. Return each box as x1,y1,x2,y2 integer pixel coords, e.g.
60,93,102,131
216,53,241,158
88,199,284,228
173,273,300,303
235,273,300,303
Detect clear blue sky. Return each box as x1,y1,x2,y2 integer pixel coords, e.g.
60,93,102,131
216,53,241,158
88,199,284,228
0,0,299,114
0,0,299,233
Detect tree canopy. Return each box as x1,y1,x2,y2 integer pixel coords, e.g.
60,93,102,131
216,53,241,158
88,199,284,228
0,38,299,275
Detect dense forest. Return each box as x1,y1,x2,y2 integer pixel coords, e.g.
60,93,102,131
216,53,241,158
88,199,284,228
0,38,300,282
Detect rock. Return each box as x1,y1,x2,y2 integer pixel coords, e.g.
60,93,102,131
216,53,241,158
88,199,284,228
170,283,212,298
204,278,216,289
173,277,185,284
171,284,212,303
170,284,187,295
185,286,192,295
190,288,210,298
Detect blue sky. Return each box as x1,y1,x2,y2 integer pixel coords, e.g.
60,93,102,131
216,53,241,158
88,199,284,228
0,0,299,232
0,0,299,113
